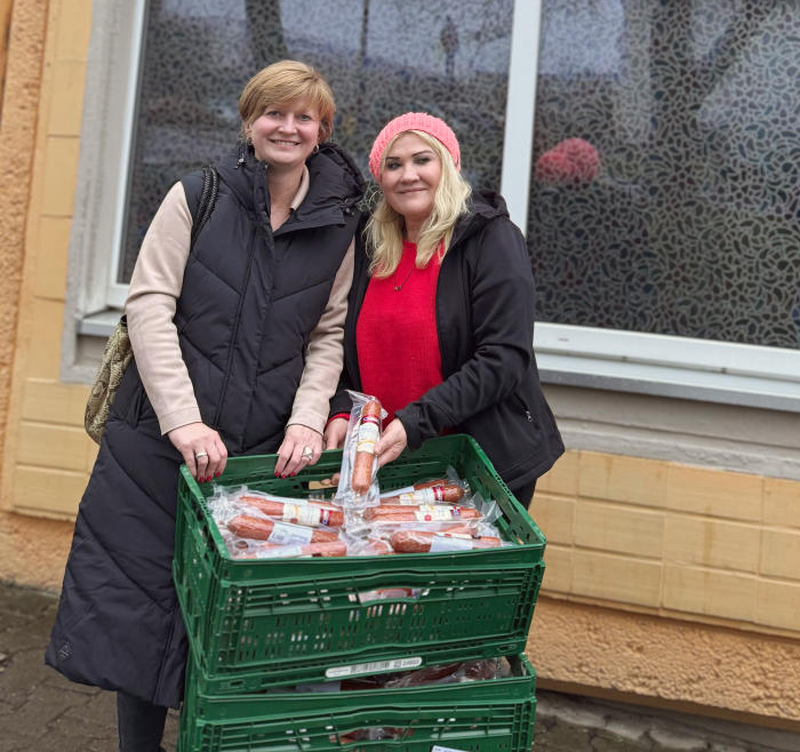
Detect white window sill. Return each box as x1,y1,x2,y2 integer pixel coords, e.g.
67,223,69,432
77,309,123,338
535,324,800,414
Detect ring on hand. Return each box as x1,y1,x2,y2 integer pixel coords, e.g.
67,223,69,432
195,450,208,459
301,446,314,460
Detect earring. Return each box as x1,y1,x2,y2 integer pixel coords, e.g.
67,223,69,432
313,144,320,154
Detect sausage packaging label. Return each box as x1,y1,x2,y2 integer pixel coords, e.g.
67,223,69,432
413,505,462,521
355,420,380,455
431,746,469,752
429,533,474,552
267,521,314,545
396,487,444,504
282,504,321,526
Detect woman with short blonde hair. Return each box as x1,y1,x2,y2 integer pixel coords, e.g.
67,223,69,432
238,59,335,142
46,60,363,750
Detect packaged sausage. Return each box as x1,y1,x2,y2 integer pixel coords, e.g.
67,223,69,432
379,467,470,501
227,514,340,543
334,391,387,512
238,495,344,527
207,467,514,559
235,540,348,559
363,504,481,523
378,482,466,505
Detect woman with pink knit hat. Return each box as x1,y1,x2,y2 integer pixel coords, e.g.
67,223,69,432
325,112,563,505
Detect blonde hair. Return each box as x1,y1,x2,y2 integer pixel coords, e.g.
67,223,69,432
238,60,335,142
367,130,471,277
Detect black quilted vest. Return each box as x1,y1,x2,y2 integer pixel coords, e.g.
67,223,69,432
124,142,363,455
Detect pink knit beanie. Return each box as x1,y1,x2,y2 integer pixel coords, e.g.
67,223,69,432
368,112,461,180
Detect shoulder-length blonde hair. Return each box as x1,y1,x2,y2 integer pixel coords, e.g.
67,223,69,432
367,130,471,277
238,60,335,143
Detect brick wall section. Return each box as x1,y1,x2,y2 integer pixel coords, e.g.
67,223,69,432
535,450,800,635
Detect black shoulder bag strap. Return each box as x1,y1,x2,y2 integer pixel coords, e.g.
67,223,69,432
190,164,218,249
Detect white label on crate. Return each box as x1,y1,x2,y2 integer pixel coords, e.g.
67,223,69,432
431,746,468,752
428,533,473,552
267,521,314,545
324,657,423,679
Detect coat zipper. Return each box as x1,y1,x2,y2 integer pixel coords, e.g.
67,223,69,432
513,393,535,423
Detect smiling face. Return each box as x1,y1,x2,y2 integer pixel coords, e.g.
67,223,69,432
246,100,321,169
379,132,443,229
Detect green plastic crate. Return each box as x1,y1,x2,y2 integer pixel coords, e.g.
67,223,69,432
173,434,547,692
178,653,537,752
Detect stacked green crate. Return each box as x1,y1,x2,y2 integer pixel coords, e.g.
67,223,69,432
173,434,546,750
180,654,537,751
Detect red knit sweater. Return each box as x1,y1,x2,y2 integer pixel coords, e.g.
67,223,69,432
356,241,443,424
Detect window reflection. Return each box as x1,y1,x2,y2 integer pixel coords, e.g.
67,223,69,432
529,0,800,350
120,0,513,283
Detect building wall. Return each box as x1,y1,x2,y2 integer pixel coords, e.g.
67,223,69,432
0,0,798,729
0,0,94,587
526,450,800,728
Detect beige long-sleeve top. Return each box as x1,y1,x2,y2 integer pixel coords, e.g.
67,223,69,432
126,167,354,436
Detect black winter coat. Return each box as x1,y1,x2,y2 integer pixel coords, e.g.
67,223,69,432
45,142,364,708
331,193,564,489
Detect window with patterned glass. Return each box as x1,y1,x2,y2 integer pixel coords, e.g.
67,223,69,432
117,0,514,284
528,0,800,351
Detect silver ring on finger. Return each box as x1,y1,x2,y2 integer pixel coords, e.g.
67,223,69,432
195,450,208,460
301,446,314,460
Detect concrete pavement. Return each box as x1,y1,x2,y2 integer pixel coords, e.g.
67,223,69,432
1,582,798,751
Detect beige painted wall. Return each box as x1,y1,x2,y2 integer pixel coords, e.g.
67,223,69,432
0,0,798,729
0,0,93,587
528,597,800,732
526,450,800,729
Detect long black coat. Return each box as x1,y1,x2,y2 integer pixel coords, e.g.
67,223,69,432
331,193,563,489
45,142,364,707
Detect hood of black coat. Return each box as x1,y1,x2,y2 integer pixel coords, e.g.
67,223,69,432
450,190,511,247
215,141,365,226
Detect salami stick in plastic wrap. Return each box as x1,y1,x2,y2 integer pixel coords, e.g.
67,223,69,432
335,392,387,513
363,504,480,523
239,495,344,527
346,537,395,556
238,540,348,559
227,514,340,543
390,529,502,553
351,399,382,494
379,483,465,505
378,478,447,498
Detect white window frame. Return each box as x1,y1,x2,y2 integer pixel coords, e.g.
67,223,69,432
104,0,147,309
62,0,147,380
501,0,800,414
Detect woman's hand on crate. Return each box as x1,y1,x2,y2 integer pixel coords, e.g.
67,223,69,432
168,422,227,482
275,424,323,478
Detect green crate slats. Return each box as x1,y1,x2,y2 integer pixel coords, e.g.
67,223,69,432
173,435,547,692
178,654,537,752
